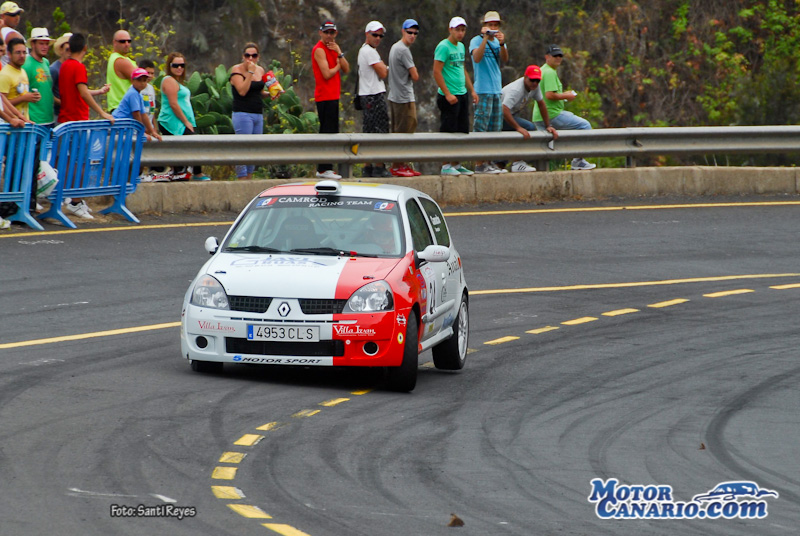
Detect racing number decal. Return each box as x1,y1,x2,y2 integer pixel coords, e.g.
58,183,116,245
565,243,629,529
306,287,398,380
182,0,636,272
421,265,437,316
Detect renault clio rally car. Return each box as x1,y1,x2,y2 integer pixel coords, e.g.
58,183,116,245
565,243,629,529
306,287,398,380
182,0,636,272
180,180,468,391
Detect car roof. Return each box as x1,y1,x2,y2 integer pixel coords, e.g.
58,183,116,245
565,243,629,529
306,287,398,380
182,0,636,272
257,181,427,203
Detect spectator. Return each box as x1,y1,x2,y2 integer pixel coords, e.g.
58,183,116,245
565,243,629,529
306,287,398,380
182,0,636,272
156,52,209,181
469,10,507,174
230,42,267,180
312,20,349,180
0,1,24,66
358,20,390,178
58,32,114,219
501,65,559,172
137,59,157,124
534,44,596,170
433,16,477,176
387,18,421,177
50,32,72,121
106,30,136,112
112,68,161,141
0,38,37,120
22,28,55,127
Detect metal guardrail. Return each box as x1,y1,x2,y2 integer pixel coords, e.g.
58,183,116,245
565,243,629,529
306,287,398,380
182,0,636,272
140,126,800,175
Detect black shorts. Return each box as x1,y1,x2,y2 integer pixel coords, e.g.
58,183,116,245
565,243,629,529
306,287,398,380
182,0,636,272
437,92,470,134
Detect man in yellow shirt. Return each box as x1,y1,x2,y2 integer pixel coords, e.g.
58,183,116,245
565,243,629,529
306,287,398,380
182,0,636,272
106,29,136,111
0,37,39,119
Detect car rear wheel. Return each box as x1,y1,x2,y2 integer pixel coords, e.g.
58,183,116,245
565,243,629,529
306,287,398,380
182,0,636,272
190,359,223,373
386,311,418,392
432,296,468,370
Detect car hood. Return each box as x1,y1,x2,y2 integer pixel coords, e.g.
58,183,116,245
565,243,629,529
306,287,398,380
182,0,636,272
205,253,404,298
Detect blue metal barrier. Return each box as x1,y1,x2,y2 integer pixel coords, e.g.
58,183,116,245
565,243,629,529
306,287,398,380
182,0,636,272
0,124,50,231
39,119,145,229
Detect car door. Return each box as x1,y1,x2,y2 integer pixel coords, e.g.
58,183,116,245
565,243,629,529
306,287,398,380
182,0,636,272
418,197,462,332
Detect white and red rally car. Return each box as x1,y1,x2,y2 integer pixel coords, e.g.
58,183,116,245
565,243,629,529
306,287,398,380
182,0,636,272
181,180,469,391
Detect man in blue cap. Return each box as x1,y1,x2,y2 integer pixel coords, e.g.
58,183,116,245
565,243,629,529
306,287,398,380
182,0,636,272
387,18,421,176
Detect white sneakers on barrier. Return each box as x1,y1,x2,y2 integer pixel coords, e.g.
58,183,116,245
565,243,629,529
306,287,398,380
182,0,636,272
511,161,537,172
315,170,342,180
65,200,94,220
571,158,597,170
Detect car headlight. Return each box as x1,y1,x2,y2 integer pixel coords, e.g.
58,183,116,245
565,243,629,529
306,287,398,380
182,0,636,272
190,275,230,310
343,280,394,313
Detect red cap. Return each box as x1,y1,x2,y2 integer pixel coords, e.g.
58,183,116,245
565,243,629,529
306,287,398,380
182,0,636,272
525,65,542,80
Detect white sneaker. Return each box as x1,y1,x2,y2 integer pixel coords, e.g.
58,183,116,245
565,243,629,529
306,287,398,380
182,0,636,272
440,164,461,176
475,163,502,174
571,158,596,170
511,160,536,172
66,200,94,220
138,173,154,183
315,170,342,179
490,163,508,173
0,217,10,230
454,164,474,176
35,202,44,211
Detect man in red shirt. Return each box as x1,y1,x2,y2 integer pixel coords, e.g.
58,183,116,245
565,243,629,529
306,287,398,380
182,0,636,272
58,32,113,219
312,20,349,179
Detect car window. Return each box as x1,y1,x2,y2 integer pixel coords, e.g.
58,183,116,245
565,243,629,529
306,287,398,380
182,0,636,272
405,199,434,252
419,197,450,247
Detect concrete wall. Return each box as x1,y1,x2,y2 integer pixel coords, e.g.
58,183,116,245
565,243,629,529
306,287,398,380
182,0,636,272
125,167,800,214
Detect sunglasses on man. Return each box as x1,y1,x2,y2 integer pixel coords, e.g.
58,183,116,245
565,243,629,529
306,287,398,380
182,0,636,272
371,33,385,38
244,53,258,59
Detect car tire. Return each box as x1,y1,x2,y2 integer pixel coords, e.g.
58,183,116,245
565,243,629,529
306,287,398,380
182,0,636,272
190,359,223,373
386,311,418,392
432,295,469,370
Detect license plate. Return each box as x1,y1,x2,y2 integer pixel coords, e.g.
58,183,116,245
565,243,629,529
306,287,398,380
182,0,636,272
247,324,320,342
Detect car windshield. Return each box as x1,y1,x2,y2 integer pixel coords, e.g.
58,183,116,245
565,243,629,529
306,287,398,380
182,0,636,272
222,195,405,257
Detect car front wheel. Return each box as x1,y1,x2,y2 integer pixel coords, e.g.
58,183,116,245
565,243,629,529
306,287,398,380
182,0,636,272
432,296,468,370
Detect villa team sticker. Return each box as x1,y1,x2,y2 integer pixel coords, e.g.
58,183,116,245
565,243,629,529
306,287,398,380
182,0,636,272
589,479,779,520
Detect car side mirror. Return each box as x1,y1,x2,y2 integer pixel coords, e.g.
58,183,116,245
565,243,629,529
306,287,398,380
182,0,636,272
416,244,450,264
204,237,219,255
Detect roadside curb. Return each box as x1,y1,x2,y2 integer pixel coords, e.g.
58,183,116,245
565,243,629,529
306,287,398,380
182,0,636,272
125,167,800,214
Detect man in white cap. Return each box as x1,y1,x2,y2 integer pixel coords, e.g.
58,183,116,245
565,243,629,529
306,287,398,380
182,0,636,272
23,28,56,127
312,20,348,180
433,16,477,176
358,20,390,177
0,1,24,65
470,10,508,174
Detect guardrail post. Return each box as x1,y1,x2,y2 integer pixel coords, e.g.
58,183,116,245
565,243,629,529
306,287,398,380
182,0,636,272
626,156,636,168
338,163,351,179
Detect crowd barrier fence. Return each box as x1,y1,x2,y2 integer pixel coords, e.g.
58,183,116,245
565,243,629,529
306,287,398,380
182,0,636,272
0,124,50,231
38,119,145,229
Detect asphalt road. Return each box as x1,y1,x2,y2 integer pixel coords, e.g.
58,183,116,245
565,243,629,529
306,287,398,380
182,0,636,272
1,197,799,535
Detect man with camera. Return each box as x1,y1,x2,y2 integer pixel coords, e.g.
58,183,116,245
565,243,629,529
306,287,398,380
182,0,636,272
469,10,508,174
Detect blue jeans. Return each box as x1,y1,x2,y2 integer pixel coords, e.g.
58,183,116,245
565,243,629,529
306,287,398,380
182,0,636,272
534,110,591,131
502,115,536,132
232,112,264,177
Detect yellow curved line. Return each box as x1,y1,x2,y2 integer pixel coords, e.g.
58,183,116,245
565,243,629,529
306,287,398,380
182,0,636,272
0,321,180,349
444,201,800,217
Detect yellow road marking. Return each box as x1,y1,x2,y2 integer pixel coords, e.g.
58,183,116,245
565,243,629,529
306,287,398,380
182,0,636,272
484,336,520,345
227,504,272,519
212,467,237,480
649,299,689,308
443,201,800,218
211,486,245,499
234,434,264,446
319,398,350,407
562,317,598,325
219,452,246,464
771,283,800,289
351,389,372,395
292,409,321,418
470,274,800,296
0,221,232,239
0,321,180,349
262,523,313,536
256,422,285,432
602,308,640,316
704,289,754,298
526,326,560,334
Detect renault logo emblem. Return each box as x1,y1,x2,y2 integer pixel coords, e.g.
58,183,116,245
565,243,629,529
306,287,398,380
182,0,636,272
277,302,291,317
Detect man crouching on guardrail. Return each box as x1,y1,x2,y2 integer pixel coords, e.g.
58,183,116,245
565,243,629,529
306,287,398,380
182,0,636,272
59,32,114,219
534,44,595,171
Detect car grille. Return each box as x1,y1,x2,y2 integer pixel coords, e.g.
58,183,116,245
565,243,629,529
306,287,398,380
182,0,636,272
298,299,348,314
226,338,345,356
229,296,273,313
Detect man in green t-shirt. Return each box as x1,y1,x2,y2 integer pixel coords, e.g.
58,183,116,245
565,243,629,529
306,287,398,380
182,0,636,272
23,27,55,125
433,16,478,176
533,44,596,170
106,29,137,111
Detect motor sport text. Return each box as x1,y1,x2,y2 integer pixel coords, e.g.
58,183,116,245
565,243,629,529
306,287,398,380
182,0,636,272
232,356,325,365
589,479,771,519
110,504,196,520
